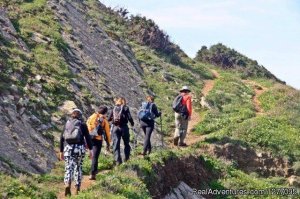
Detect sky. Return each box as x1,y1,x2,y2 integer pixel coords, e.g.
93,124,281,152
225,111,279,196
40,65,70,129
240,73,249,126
102,0,300,89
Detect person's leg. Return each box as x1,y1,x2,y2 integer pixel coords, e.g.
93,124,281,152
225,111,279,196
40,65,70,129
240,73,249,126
64,156,73,196
122,125,131,161
146,126,154,154
90,139,102,178
179,119,189,145
74,153,85,195
174,112,181,145
112,126,122,164
64,155,72,196
141,126,147,155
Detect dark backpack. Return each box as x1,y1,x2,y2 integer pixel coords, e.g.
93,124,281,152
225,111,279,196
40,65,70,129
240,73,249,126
113,105,124,126
90,117,105,140
138,102,154,121
172,95,188,116
63,119,82,144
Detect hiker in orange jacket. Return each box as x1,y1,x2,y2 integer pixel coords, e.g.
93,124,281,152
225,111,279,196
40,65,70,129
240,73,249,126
86,106,111,180
174,86,192,146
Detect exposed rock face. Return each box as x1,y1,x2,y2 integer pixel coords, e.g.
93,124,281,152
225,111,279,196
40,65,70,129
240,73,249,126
48,0,145,110
148,156,219,199
210,142,294,177
0,10,57,174
164,182,206,199
0,0,163,174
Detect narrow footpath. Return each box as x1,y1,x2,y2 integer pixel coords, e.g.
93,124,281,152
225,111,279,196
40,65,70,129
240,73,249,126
185,69,220,146
242,80,267,115
57,69,221,197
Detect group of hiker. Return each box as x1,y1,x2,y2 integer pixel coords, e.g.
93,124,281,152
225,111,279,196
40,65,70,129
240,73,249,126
59,86,192,196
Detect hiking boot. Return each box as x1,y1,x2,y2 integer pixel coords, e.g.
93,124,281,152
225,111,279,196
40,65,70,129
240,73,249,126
89,175,96,180
178,143,187,147
173,137,179,146
75,186,80,195
64,186,71,197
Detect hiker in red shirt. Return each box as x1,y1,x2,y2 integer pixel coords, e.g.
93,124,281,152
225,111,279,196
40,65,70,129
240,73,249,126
174,86,192,146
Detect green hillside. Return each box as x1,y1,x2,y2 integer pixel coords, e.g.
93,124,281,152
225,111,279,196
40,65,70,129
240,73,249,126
0,0,300,199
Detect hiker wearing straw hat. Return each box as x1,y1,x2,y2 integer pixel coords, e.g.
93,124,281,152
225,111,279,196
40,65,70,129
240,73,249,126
59,108,93,196
172,86,192,146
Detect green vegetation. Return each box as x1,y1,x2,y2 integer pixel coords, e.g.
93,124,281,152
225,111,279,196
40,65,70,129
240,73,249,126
196,71,256,134
195,43,281,81
196,70,300,161
1,0,300,199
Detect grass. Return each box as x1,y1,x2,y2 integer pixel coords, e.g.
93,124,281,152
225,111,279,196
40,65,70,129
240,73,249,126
195,72,255,134
196,70,300,162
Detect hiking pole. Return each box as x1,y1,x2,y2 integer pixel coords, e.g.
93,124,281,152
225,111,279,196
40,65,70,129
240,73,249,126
160,114,164,148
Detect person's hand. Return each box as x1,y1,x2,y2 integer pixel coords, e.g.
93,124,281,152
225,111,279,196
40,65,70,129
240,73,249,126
89,150,93,160
158,112,162,117
106,145,110,152
59,152,64,161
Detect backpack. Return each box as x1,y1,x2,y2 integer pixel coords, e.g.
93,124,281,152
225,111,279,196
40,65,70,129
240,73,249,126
172,95,188,116
63,119,82,144
89,117,105,140
113,105,124,126
138,102,154,121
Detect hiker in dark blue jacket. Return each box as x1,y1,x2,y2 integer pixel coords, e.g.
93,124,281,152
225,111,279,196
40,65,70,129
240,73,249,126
138,96,161,156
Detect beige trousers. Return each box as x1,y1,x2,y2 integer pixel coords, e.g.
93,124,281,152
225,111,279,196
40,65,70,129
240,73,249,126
174,112,189,144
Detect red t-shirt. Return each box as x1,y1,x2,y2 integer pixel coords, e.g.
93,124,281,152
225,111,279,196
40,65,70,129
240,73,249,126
181,93,192,116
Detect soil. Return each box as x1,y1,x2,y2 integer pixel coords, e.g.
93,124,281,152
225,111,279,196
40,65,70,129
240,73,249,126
57,175,95,199
185,70,220,146
242,80,267,115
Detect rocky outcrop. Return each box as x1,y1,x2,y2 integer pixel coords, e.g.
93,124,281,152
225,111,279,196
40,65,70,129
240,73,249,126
147,156,220,199
48,0,145,111
0,10,57,174
164,182,206,199
210,142,294,177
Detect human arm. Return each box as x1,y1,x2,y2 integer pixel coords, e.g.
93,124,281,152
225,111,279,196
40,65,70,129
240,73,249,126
103,119,111,146
82,123,93,150
107,109,113,122
59,126,65,160
125,107,134,126
186,96,192,117
152,103,161,118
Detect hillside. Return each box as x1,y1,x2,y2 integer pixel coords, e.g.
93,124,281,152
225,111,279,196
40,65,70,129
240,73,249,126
0,0,300,199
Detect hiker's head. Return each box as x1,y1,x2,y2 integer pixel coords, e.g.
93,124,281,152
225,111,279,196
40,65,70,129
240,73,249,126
146,95,154,102
115,97,123,105
120,97,126,105
71,108,82,119
98,106,108,115
180,86,191,95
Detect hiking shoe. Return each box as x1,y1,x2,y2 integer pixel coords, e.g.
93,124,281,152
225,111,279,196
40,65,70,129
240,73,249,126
65,186,71,197
75,186,80,195
89,175,96,180
173,137,179,146
178,143,187,147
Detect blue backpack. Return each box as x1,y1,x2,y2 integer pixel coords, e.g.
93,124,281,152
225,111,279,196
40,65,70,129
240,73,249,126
138,102,154,121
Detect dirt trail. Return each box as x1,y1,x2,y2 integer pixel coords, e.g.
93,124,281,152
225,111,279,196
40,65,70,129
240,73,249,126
185,70,220,146
243,80,267,115
57,175,95,199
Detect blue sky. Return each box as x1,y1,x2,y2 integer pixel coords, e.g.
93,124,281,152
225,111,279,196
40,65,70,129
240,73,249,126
102,0,300,89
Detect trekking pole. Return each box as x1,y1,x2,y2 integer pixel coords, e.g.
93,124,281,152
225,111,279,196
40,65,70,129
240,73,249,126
160,114,164,148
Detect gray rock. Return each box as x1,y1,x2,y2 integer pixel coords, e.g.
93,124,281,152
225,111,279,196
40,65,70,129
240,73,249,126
164,182,205,199
29,115,42,125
